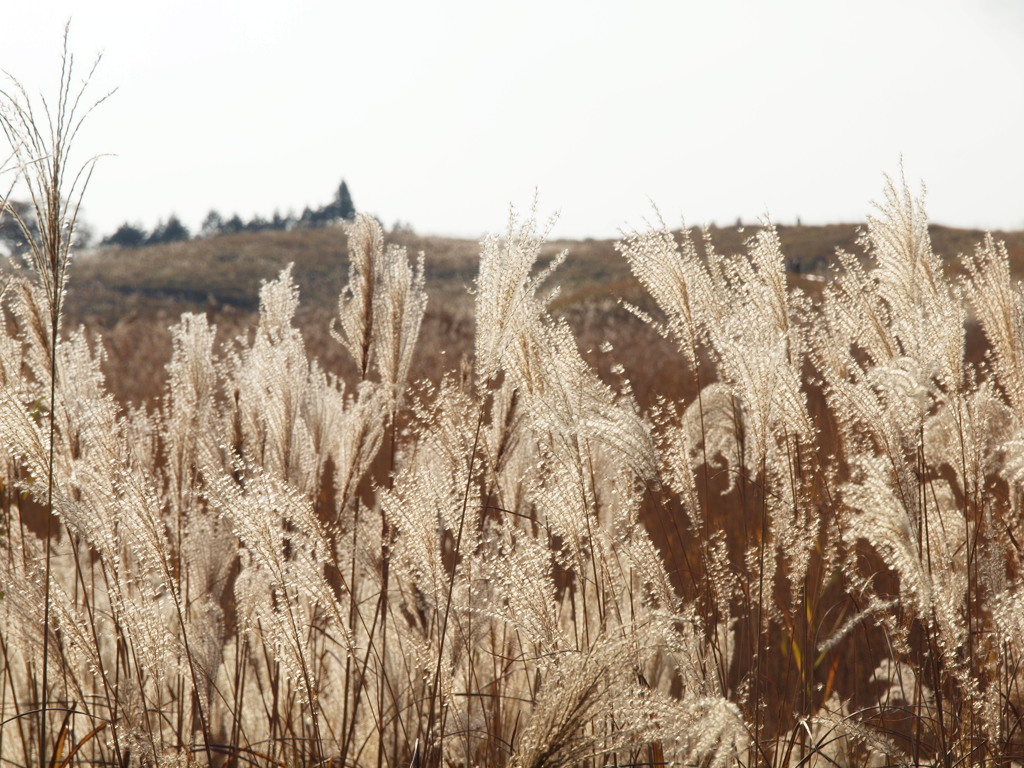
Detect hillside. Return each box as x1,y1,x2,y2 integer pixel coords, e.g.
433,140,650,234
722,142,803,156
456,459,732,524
67,221,1024,319
61,221,1024,405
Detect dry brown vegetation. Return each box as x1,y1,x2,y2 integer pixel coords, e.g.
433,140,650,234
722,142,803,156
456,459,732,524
8,40,1024,768
62,222,1024,410
3,181,1024,766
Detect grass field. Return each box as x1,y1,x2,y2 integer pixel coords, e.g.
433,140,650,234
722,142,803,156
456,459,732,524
4,187,1024,766
9,44,1024,768
62,221,1024,408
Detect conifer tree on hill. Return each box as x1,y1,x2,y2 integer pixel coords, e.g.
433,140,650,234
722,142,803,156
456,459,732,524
101,222,147,248
336,180,355,221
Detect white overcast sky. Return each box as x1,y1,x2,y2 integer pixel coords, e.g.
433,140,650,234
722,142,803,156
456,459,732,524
4,1,1023,240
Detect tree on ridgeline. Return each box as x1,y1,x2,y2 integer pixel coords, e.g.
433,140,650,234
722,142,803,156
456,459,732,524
335,180,355,220
319,179,356,222
298,179,357,228
98,178,356,246
147,215,190,244
271,209,292,230
200,209,224,238
221,214,244,234
102,222,148,248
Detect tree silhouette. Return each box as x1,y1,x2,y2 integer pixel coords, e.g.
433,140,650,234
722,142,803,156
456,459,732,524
336,180,355,220
147,215,190,244
222,214,244,234
298,179,357,228
271,210,292,230
102,222,148,248
245,214,269,232
200,210,224,238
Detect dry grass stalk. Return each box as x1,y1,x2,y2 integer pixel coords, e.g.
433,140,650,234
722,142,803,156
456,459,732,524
5,44,1024,768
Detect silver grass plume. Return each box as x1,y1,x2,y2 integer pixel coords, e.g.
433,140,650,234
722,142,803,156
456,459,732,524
617,221,712,369
334,213,428,397
231,265,337,494
163,312,228,515
964,233,1024,415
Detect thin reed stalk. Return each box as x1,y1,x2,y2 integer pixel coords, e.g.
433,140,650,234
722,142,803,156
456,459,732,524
0,26,113,768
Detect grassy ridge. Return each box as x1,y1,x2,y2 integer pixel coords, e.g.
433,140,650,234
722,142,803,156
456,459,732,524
63,221,1024,407
67,222,1024,319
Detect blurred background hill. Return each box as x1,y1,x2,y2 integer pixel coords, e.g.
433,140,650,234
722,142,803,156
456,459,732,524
45,219,1024,406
